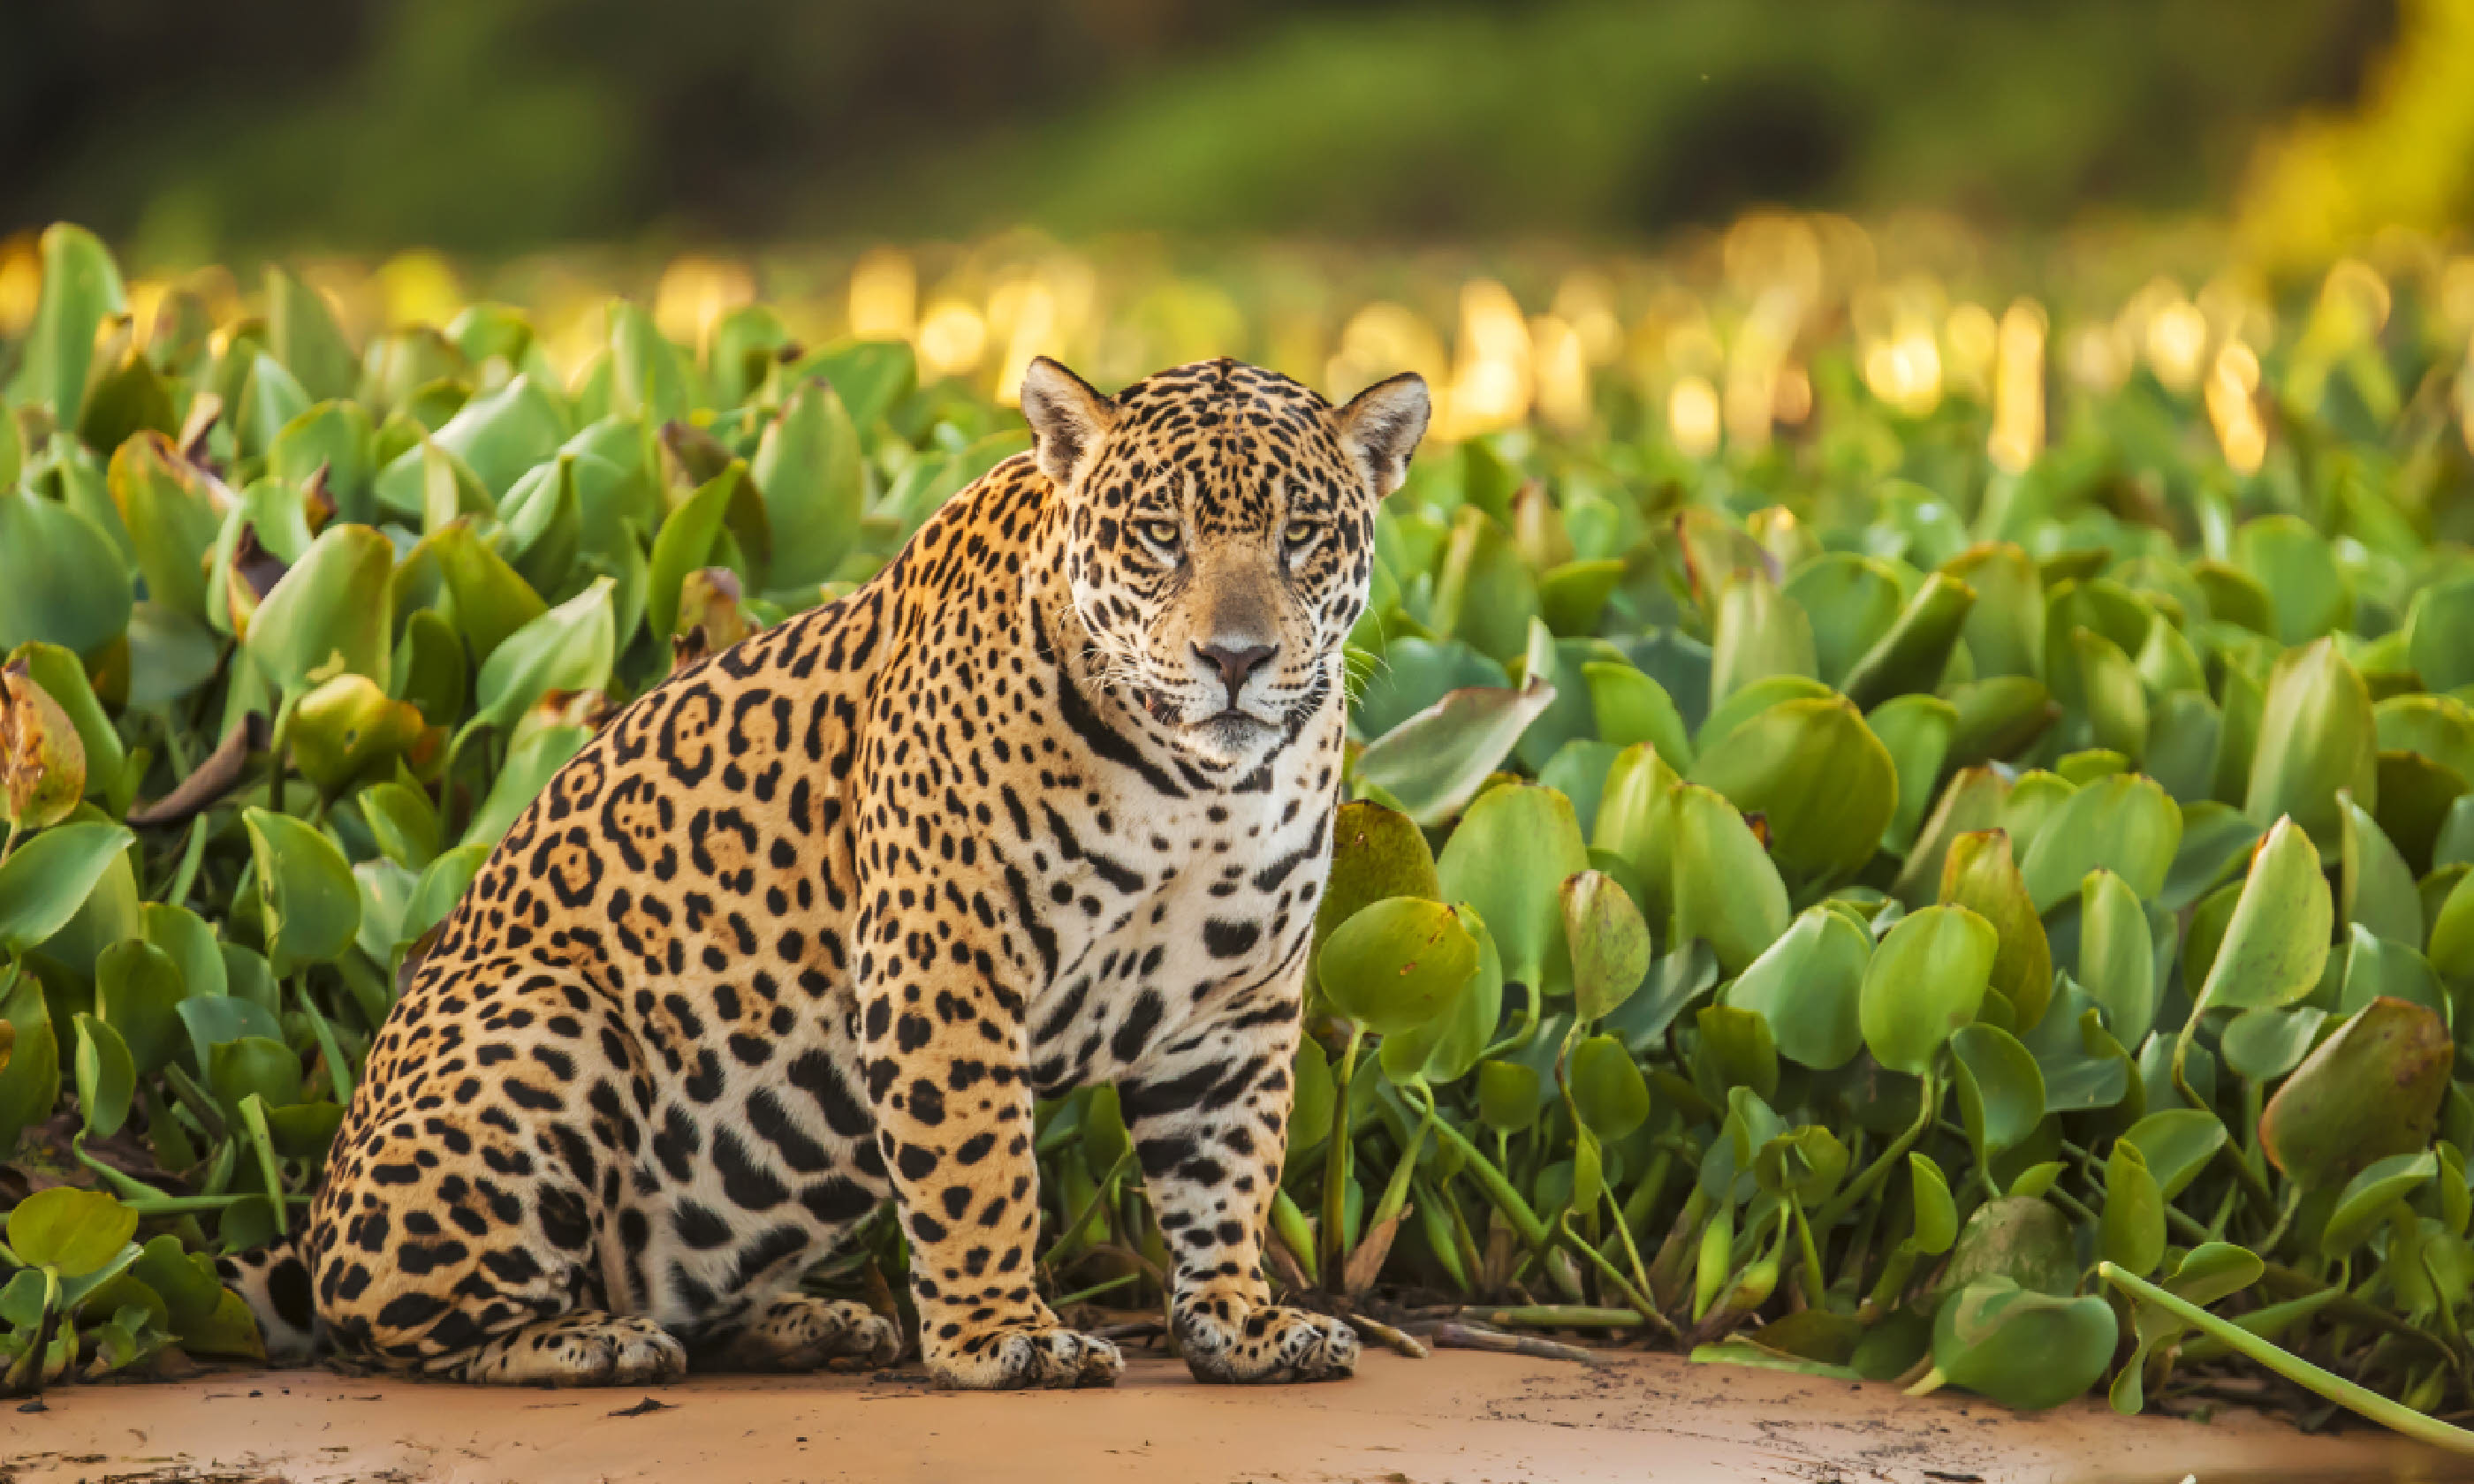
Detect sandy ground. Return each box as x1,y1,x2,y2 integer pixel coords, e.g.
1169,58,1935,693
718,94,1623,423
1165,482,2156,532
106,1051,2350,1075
2,1348,2463,1484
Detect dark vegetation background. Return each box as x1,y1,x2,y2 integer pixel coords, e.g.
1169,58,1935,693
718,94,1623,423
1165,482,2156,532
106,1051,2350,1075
0,0,2405,260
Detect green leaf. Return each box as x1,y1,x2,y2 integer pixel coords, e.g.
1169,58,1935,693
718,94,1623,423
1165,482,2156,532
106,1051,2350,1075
2234,515,2351,645
755,378,868,592
1687,695,1897,885
1860,904,1996,1077
1937,829,2053,1032
175,991,284,1079
1696,1003,1780,1101
376,374,567,504
2246,638,2378,852
1476,1058,1543,1133
1950,1023,2044,1160
244,523,397,695
9,224,125,430
360,779,444,872
1436,783,1590,992
1567,1033,1650,1140
1890,766,2012,907
2319,1150,2437,1258
1868,693,1956,856
2071,626,2149,761
459,577,616,746
95,937,186,1077
0,662,86,829
2259,996,2451,1189
1783,552,1905,688
0,821,135,956
1943,543,2044,680
209,1036,304,1127
71,1011,136,1139
1725,906,1870,1071
1582,662,1693,770
1430,506,1540,667
1841,572,1976,710
1381,905,1505,1086
1669,783,1792,974
405,841,491,945
1562,869,1651,1020
106,433,222,624
2220,1004,2327,1082
289,674,432,793
1319,897,1480,1034
1709,567,1817,704
6,1186,137,1278
2339,791,2422,950
2016,772,2183,912
243,807,361,974
265,267,358,402
421,519,548,667
460,724,593,849
1931,1280,2118,1411
608,300,692,426
0,488,132,656
497,457,582,597
2404,573,2474,694
2100,1138,2167,1279
2194,815,2333,1014
2120,1109,2228,1200
2078,868,2160,1049
1907,1154,1959,1253
649,461,752,647
1354,676,1560,827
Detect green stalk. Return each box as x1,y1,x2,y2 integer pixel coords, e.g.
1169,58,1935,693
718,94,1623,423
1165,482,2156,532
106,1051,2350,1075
159,814,209,908
1040,1148,1134,1269
237,1093,289,1234
1321,1024,1363,1289
1269,1187,1319,1285
1051,1272,1140,1310
1461,1305,1646,1329
294,975,355,1107
2098,1261,2474,1455
1412,1094,1550,1251
1787,1196,1827,1309
266,691,299,818
1815,1072,1939,1231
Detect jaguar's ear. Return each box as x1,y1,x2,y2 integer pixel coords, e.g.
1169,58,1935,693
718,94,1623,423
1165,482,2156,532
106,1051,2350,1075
1021,357,1118,488
1335,372,1431,500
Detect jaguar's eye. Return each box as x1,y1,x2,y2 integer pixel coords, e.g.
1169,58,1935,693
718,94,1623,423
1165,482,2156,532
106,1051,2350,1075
1137,519,1181,549
1283,521,1318,549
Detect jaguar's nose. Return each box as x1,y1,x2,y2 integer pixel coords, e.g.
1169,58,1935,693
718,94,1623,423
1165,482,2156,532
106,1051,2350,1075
1194,641,1278,709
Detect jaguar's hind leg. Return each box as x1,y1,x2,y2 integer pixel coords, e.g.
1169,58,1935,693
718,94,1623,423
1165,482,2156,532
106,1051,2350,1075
706,1293,904,1372
456,1312,687,1386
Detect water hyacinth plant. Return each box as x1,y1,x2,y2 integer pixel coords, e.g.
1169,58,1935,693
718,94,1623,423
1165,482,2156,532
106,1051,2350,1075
4,220,2474,1444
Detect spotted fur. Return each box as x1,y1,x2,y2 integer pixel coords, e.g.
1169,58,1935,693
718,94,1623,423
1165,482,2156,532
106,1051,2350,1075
238,358,1431,1389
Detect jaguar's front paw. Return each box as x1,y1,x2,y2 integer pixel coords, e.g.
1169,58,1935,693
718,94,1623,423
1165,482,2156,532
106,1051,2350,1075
928,1321,1124,1389
1177,1298,1358,1384
718,1295,906,1372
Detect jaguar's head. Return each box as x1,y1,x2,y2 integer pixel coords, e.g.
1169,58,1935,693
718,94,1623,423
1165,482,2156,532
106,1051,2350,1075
1022,356,1429,766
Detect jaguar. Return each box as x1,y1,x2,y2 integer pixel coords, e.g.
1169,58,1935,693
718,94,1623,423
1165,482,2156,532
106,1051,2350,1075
224,354,1431,1389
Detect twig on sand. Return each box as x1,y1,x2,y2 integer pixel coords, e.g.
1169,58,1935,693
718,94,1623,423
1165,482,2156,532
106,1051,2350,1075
1426,1322,1597,1365
1347,1314,1431,1359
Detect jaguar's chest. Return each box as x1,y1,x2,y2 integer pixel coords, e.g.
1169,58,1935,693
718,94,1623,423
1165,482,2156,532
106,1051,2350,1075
1013,769,1334,1090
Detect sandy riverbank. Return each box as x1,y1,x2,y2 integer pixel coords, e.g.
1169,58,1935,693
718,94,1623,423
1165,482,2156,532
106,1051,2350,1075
3,1346,2462,1484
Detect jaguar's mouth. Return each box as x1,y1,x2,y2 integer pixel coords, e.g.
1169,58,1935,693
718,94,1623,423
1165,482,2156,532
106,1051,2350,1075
1133,686,1275,732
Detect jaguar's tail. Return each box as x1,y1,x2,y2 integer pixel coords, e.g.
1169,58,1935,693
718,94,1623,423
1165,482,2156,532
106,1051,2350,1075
215,1233,322,1364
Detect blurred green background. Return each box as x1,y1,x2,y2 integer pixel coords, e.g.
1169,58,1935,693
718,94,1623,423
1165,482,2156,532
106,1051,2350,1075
3,0,2459,264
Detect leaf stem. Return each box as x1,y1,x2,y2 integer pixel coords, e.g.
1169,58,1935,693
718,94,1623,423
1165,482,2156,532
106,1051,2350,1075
2098,1261,2474,1455
1815,1072,1939,1231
